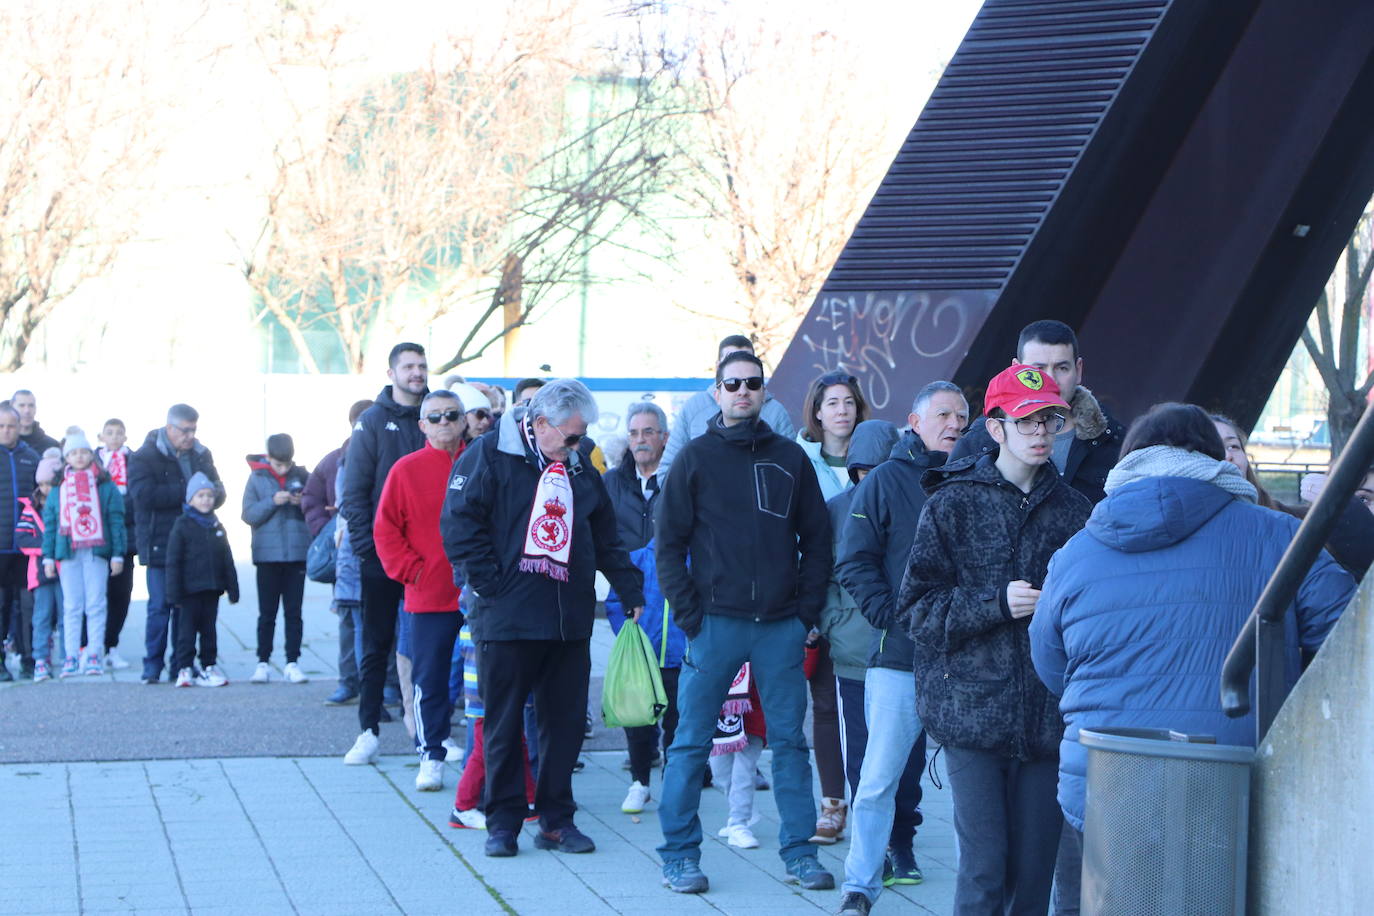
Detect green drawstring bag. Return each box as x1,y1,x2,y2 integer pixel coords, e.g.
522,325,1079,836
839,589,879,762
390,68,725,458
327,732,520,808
602,612,668,728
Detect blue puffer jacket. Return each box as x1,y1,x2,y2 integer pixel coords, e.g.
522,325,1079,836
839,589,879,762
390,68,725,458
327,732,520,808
332,461,361,606
1032,476,1355,830
606,538,684,669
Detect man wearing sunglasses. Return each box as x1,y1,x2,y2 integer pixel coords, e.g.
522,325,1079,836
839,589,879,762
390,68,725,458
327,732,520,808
341,342,430,766
654,351,834,896
659,335,796,476
373,390,470,793
442,378,644,859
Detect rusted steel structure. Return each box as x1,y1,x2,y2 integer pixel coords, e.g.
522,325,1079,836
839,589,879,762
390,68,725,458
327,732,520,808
770,0,1374,429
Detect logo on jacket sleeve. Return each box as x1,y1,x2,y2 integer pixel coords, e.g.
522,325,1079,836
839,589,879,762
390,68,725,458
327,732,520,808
450,473,467,491
385,421,400,431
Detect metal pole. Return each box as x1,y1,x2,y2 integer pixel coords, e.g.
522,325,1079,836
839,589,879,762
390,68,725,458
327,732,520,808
1221,399,1374,741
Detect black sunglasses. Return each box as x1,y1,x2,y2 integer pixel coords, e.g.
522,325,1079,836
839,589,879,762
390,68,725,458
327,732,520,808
718,376,764,393
424,409,463,424
469,408,492,421
552,422,583,447
818,370,858,386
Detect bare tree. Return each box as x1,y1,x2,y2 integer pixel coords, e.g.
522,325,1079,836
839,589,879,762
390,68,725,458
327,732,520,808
0,1,209,370
668,19,899,367
240,1,685,374
1301,207,1374,458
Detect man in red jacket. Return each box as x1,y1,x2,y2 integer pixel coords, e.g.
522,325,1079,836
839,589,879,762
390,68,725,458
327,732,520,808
374,389,468,792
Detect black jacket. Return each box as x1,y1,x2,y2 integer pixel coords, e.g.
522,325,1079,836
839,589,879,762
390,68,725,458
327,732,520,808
442,410,644,642
165,511,239,604
20,424,59,455
837,431,946,672
128,429,224,568
655,414,831,639
950,385,1124,504
602,452,661,552
899,454,1091,760
0,442,38,554
342,385,426,575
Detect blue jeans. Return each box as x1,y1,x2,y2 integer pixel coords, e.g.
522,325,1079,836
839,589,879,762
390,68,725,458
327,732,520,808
657,614,815,866
31,583,62,665
142,567,170,679
842,666,928,900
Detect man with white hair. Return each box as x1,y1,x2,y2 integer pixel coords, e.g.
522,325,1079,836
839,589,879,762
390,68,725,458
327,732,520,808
442,378,644,859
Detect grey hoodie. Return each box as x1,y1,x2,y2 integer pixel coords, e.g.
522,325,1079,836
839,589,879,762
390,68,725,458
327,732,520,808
821,420,900,681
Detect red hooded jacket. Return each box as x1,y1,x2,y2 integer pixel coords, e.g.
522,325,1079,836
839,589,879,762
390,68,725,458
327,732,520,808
374,441,465,612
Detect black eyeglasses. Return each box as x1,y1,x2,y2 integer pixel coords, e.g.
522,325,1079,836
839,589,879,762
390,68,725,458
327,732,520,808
424,409,462,424
1000,414,1067,436
552,422,584,447
718,376,764,393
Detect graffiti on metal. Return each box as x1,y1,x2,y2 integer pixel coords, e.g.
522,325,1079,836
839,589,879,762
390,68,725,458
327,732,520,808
796,290,994,410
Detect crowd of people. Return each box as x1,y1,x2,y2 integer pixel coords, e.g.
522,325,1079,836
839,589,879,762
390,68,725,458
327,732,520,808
2,321,1367,916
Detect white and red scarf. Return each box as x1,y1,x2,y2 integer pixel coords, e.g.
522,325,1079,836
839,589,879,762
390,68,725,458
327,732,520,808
59,468,105,550
98,446,129,494
711,663,754,756
519,416,574,582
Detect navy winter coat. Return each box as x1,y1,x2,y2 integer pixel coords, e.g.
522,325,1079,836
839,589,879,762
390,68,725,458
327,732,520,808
1031,476,1355,830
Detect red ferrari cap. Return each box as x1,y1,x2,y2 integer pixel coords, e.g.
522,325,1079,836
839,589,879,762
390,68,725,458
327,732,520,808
984,364,1071,419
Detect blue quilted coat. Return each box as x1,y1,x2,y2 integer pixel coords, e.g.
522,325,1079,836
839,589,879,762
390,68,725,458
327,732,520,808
1032,476,1355,829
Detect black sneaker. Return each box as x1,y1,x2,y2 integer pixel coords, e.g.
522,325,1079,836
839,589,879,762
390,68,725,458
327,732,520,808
785,855,835,890
837,892,873,916
485,829,518,857
533,825,595,854
887,846,924,885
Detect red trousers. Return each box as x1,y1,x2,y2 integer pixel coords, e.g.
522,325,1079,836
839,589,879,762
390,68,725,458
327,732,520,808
454,718,536,811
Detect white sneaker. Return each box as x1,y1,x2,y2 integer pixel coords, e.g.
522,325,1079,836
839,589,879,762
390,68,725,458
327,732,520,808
449,807,487,830
621,780,651,814
174,667,194,688
283,662,308,684
198,665,228,688
416,758,444,791
250,662,271,684
722,824,759,849
441,738,464,763
343,730,380,765
104,649,130,670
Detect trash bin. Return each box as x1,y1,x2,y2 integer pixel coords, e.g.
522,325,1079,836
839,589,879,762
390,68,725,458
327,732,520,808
1079,727,1252,916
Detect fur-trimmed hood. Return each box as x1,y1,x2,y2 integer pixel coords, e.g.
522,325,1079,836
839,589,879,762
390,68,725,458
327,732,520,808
1069,385,1109,440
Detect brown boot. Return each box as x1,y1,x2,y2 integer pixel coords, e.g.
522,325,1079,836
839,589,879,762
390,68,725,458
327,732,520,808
809,796,847,844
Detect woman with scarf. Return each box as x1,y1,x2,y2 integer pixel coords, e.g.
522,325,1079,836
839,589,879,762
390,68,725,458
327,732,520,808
41,428,126,677
1031,402,1355,847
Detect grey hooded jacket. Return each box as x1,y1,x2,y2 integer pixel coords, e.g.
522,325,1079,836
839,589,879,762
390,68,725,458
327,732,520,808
820,420,900,681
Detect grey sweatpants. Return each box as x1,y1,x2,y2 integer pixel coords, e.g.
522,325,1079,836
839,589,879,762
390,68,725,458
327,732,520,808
60,549,108,662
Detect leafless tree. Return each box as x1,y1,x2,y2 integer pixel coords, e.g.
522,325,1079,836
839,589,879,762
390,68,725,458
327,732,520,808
1301,207,1374,457
0,1,211,371
240,1,687,374
668,18,899,368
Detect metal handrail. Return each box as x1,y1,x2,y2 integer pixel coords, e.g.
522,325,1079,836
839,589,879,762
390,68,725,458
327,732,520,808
1220,402,1374,742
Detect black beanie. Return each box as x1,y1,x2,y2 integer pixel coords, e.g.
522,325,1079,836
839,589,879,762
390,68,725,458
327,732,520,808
266,433,294,463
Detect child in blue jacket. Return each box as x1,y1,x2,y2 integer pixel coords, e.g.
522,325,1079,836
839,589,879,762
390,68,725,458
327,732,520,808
605,538,685,815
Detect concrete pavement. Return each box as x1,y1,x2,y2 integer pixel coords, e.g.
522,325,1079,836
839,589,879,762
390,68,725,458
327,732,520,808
1,567,959,914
